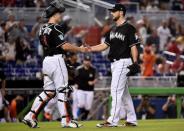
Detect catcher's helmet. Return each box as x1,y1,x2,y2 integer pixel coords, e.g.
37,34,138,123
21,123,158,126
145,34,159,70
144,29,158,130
43,0,65,18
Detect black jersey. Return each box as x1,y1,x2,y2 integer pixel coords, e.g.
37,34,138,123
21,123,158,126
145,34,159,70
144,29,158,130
104,21,140,61
75,65,96,91
39,23,66,56
67,61,80,85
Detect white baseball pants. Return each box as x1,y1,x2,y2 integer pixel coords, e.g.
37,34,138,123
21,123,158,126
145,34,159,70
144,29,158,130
107,58,137,125
77,90,94,110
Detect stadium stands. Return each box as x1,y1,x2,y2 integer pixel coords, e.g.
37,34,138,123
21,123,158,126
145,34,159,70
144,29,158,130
0,0,184,122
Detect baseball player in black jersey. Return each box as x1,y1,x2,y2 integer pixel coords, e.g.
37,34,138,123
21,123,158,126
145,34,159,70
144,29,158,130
88,3,140,127
22,0,86,128
75,55,97,120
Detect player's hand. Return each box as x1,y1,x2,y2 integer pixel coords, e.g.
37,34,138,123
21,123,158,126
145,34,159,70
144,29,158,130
79,46,88,53
126,62,140,76
167,96,172,103
81,43,92,52
86,46,92,52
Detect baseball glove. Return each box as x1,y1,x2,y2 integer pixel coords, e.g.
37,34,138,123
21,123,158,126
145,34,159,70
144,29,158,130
126,63,140,76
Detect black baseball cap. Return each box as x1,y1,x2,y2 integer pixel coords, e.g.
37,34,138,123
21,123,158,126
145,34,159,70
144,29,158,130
108,3,126,14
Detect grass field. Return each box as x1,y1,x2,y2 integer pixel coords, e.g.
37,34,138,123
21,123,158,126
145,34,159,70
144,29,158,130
0,119,184,131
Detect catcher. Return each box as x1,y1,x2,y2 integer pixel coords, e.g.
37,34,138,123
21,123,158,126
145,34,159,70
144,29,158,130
22,0,86,128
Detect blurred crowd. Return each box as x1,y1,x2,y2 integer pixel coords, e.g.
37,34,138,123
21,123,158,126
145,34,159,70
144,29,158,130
118,0,184,11
0,14,42,65
0,14,184,78
0,0,184,11
0,0,50,8
133,15,184,76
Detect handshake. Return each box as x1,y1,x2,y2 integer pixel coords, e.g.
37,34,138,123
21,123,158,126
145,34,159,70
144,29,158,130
79,44,92,53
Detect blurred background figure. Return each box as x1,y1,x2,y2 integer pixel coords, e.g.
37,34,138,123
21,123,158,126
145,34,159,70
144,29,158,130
65,52,80,120
43,98,59,121
157,21,171,51
136,19,147,45
146,29,160,53
100,16,112,56
100,16,112,42
141,45,156,76
162,95,177,118
136,96,156,119
60,15,72,35
76,55,98,120
30,16,43,56
9,95,24,122
0,62,10,122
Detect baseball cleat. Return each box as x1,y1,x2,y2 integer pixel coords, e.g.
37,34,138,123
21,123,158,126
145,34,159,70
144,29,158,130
122,122,137,127
62,120,83,128
96,121,117,128
22,116,39,128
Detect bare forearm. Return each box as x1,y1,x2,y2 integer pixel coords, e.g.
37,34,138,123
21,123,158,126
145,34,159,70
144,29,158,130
91,43,108,52
136,105,143,112
147,107,156,114
62,42,82,52
162,102,169,111
131,45,138,63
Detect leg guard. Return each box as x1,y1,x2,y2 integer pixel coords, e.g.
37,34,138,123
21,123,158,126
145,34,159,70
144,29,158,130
57,87,73,126
28,90,56,119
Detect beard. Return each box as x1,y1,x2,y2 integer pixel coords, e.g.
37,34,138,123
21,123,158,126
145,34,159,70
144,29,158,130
113,15,120,22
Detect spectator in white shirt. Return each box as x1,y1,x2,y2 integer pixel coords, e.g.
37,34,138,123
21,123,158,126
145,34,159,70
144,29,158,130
157,21,172,51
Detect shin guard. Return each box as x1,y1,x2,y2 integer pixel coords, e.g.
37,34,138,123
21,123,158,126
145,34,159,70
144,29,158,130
30,90,56,119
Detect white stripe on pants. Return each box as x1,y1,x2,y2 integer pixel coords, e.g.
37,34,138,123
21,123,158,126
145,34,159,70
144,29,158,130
107,58,137,125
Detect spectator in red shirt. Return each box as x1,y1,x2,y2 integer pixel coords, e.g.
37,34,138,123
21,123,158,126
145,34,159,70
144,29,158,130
167,37,181,54
171,55,184,73
1,0,15,7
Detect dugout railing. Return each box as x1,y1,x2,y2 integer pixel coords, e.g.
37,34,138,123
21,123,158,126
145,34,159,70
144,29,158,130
6,87,184,119
6,76,184,119
95,76,184,118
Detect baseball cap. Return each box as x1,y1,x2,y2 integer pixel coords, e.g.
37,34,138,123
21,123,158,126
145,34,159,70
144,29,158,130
108,3,126,13
84,55,91,61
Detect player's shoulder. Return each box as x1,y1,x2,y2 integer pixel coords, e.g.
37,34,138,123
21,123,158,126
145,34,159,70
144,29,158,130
124,21,136,30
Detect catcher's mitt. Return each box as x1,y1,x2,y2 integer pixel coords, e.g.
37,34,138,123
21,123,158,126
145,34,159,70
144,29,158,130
126,62,140,76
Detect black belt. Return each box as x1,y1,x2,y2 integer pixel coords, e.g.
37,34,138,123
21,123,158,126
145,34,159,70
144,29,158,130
110,57,130,62
47,53,63,56
45,53,64,57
